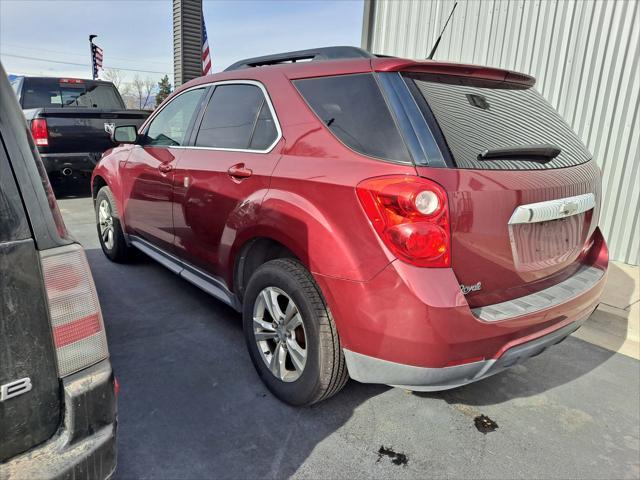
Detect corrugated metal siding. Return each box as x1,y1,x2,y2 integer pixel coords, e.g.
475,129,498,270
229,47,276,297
173,0,202,87
364,0,639,265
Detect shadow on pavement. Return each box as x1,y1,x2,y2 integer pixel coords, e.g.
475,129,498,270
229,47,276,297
416,335,617,407
51,177,92,199
82,242,636,478
84,248,388,479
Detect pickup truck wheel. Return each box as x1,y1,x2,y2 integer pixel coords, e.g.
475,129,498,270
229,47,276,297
243,259,348,406
95,186,133,263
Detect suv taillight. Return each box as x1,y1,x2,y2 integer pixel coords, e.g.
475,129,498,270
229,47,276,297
356,175,451,267
40,244,109,377
30,118,49,146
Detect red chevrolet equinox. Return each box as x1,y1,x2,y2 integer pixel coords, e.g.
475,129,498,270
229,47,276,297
92,47,608,406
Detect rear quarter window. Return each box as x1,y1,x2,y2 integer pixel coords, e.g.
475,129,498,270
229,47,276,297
294,73,411,163
406,74,591,170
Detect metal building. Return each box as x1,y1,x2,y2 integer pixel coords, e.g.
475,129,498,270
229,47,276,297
173,0,202,87
362,0,639,265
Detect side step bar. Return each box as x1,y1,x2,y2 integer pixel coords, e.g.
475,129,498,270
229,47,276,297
130,236,240,311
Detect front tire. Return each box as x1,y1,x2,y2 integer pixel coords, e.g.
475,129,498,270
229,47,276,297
243,259,348,406
95,186,134,263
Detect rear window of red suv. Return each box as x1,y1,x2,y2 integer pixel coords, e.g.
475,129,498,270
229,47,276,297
405,73,592,170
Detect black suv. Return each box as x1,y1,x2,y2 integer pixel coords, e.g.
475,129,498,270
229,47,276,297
0,63,116,479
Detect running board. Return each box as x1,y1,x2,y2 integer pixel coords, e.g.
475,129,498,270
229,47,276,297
129,236,240,311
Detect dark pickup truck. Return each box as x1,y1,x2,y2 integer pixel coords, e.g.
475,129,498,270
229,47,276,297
11,76,150,181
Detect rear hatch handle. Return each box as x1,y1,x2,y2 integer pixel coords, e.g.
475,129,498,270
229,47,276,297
478,144,561,163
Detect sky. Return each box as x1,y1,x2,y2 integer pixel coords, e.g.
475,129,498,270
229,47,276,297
0,0,364,86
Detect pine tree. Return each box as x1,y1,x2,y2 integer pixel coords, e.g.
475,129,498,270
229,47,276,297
155,75,172,106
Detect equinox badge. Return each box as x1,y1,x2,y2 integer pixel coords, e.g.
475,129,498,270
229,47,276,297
460,282,482,295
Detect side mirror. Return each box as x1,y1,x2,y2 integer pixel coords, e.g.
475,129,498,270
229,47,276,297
112,125,138,144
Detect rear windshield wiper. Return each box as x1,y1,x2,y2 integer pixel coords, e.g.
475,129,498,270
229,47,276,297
477,144,561,164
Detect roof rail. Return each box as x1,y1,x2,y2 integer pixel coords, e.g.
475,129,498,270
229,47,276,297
224,46,375,71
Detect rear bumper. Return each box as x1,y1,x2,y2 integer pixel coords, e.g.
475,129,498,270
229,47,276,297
315,228,608,390
3,360,117,480
40,152,102,175
344,316,589,390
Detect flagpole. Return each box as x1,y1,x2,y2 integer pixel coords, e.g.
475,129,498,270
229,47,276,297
89,34,97,79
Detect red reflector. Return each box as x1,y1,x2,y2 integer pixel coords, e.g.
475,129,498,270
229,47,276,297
53,313,102,348
30,118,49,146
114,377,120,396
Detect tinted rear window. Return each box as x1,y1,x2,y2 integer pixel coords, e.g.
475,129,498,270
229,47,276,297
195,84,278,150
21,78,124,109
406,74,591,170
294,74,410,162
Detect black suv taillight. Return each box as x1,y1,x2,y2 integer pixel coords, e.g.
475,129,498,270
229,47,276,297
40,244,109,377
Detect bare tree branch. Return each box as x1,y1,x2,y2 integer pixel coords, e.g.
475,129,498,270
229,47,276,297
132,75,144,109
142,77,155,110
103,68,125,91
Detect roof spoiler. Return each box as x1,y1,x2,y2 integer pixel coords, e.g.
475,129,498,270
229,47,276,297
224,46,375,71
375,60,536,87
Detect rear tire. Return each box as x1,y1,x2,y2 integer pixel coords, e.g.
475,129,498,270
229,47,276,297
243,259,348,406
95,186,134,263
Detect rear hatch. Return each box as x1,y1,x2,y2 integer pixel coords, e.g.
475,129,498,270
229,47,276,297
402,72,600,307
0,138,61,460
21,77,149,154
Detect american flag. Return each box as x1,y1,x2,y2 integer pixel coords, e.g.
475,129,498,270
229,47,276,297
91,42,103,79
202,19,212,75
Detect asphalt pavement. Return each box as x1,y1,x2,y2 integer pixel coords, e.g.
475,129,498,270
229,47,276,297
55,182,640,480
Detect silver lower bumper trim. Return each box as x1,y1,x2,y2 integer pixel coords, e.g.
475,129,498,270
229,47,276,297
344,349,494,392
344,318,587,391
472,265,604,322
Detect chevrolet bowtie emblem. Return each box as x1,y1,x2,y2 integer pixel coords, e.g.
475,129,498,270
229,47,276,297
559,201,579,216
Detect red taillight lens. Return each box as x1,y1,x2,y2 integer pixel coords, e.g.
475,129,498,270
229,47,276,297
40,244,109,377
356,175,451,267
30,118,49,146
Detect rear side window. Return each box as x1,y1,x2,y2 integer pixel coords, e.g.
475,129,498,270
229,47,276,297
407,74,591,170
294,74,410,162
195,84,278,151
21,78,124,109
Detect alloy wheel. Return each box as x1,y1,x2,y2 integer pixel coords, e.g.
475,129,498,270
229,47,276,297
253,286,307,382
98,199,115,250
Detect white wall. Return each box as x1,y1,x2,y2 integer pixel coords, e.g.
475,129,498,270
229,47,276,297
363,0,639,265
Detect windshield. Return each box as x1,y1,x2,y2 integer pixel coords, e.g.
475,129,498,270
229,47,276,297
21,78,124,109
405,73,592,170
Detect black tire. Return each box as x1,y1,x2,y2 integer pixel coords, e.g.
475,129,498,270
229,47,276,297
95,186,134,263
243,258,348,406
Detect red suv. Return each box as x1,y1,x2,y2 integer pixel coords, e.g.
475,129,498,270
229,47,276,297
92,47,608,406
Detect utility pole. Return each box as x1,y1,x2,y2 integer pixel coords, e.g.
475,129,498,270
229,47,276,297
173,0,203,88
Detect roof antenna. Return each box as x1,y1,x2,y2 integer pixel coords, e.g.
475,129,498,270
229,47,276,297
426,2,458,60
